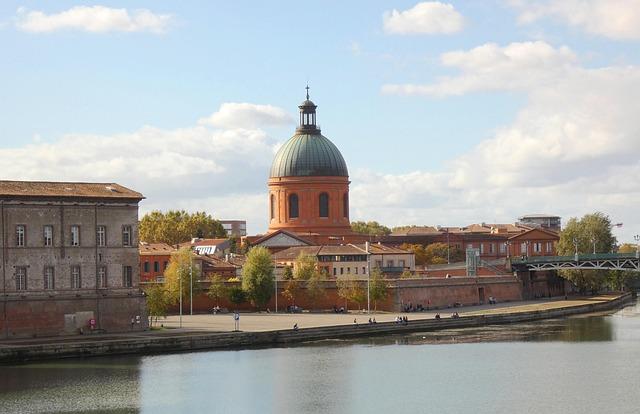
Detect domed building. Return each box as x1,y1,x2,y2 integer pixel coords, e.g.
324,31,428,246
268,90,352,236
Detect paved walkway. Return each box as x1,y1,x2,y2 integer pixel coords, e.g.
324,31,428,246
160,295,620,333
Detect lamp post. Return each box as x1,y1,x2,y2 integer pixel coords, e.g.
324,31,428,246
634,235,640,259
591,237,597,254
366,241,371,314
504,241,511,259
573,237,579,261
190,253,193,316
179,272,183,328
274,259,278,313
445,228,450,264
525,240,530,258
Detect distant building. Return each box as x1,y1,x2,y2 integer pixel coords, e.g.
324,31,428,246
0,181,147,338
518,214,561,231
180,238,232,257
220,220,247,237
139,242,175,283
273,243,415,277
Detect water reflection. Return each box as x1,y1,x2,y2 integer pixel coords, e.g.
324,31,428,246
1,299,638,414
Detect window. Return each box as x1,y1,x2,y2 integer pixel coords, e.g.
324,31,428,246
16,267,27,291
44,225,53,247
546,242,553,253
122,225,132,247
143,262,150,273
362,266,366,275
288,194,299,219
123,266,133,287
270,194,275,220
98,266,107,289
319,193,329,218
71,225,80,246
16,225,25,247
480,244,485,254
343,193,349,218
499,243,506,254
44,267,55,290
340,267,344,275
386,260,394,268
97,225,106,247
521,243,527,254
534,242,542,253
355,267,358,275
71,266,81,289
399,259,405,268
489,243,495,254
333,268,337,276
163,261,168,270
154,261,160,272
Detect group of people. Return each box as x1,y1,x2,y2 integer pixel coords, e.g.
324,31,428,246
332,305,346,313
402,302,428,312
434,312,460,319
395,315,409,325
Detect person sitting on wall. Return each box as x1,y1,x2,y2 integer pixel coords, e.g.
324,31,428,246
435,313,441,319
293,323,298,331
372,318,377,324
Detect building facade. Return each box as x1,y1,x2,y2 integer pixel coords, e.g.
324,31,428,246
0,181,147,338
268,92,352,236
220,220,247,237
139,242,175,283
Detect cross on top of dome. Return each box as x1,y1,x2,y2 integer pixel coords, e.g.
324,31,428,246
297,85,320,133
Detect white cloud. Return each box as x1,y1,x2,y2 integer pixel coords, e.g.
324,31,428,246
508,0,640,40
373,41,640,241
383,2,464,35
382,41,576,96
0,103,285,234
15,6,172,34
198,103,294,129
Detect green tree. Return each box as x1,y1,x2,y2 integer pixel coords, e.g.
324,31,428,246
608,243,640,290
400,269,413,279
369,268,389,312
351,221,392,236
306,268,327,310
242,246,274,309
557,212,617,293
336,276,365,311
424,242,465,264
139,210,226,245
207,274,227,307
227,285,246,310
282,265,301,306
401,244,428,265
164,247,202,306
144,284,169,327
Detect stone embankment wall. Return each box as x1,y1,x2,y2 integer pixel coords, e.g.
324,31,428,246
1,293,632,364
189,275,523,313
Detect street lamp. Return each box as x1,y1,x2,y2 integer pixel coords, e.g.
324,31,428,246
366,241,371,314
634,235,640,259
190,253,193,316
179,272,183,328
590,237,597,254
445,228,450,264
573,237,579,261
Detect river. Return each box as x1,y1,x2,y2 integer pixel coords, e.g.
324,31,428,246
1,299,639,414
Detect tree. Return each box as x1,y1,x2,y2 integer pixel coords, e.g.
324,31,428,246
400,269,413,279
369,268,389,312
401,244,428,265
139,210,226,245
144,284,169,327
242,246,274,309
306,268,327,309
227,285,246,310
163,247,202,307
557,212,617,293
401,243,464,265
608,243,640,290
336,276,365,311
282,265,301,307
351,221,391,236
207,274,227,307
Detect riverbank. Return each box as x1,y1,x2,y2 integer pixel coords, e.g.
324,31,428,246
0,293,633,364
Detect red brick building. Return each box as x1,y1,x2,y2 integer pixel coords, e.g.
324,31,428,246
139,242,175,283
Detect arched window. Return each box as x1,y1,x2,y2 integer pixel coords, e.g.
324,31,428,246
270,194,275,220
289,193,299,219
319,193,329,218
343,193,349,218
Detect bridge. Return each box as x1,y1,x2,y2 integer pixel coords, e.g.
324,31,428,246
511,253,640,272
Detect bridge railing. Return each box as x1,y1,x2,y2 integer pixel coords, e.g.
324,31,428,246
511,253,638,265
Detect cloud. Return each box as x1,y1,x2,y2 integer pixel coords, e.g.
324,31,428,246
15,6,172,34
372,41,640,241
507,0,640,40
198,103,294,129
383,2,464,35
382,41,576,96
0,103,286,234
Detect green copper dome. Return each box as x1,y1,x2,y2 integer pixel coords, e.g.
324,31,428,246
270,89,348,178
270,132,349,178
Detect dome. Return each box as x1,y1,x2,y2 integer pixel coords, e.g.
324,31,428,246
270,132,348,178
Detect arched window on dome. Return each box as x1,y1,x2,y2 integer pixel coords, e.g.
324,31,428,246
319,193,329,218
270,194,275,220
289,194,299,219
343,193,349,219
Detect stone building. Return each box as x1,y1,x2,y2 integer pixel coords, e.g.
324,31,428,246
0,181,147,338
268,90,352,236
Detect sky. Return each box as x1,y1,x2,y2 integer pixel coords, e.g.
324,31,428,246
1,1,640,242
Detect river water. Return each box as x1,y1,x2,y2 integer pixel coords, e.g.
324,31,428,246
2,299,640,414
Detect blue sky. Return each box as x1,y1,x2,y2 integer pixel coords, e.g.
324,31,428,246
1,1,640,242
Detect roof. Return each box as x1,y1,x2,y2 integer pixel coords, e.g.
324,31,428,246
189,238,229,247
139,242,176,255
519,213,561,219
273,243,411,261
270,133,348,178
251,229,313,246
0,181,143,200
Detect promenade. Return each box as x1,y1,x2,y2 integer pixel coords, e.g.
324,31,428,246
0,294,631,363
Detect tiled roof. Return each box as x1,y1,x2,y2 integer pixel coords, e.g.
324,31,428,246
0,181,143,200
139,242,175,255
